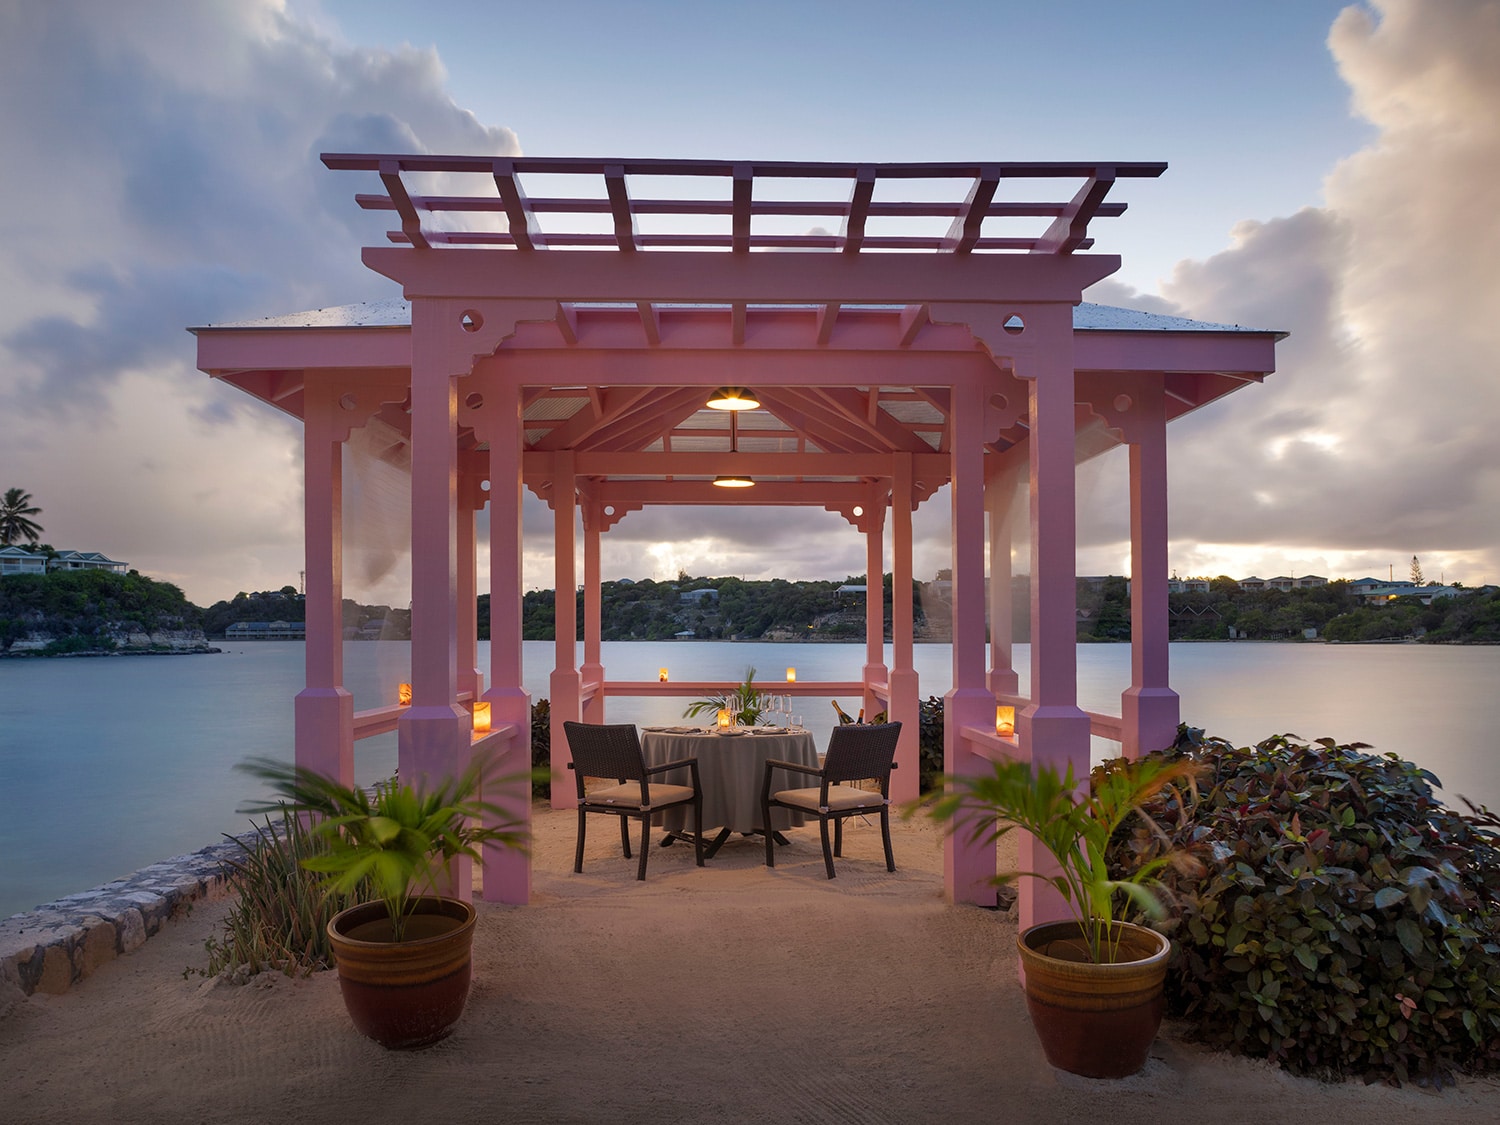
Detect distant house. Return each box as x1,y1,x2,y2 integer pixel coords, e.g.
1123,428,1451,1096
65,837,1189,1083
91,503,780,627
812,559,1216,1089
1294,575,1328,588
1359,585,1464,607
679,588,718,604
48,550,128,574
836,584,867,598
226,620,306,640
0,546,48,576
1239,576,1266,591
0,547,128,575
1267,576,1295,592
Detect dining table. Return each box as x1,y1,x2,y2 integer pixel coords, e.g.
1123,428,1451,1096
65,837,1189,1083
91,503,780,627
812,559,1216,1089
639,726,820,857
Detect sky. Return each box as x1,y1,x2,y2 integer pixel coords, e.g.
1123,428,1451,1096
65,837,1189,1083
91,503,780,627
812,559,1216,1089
1,0,1497,608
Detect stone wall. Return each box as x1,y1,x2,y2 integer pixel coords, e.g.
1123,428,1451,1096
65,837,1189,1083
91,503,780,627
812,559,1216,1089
0,827,261,1015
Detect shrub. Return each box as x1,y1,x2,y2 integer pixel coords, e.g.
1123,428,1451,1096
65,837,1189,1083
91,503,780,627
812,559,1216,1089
531,697,552,798
1110,729,1500,1086
202,811,370,979
917,695,945,792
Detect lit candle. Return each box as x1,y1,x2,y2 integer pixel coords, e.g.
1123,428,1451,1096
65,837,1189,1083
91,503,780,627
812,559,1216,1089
472,701,492,734
716,708,732,729
786,667,796,682
996,705,1015,737
397,682,412,706
659,667,669,682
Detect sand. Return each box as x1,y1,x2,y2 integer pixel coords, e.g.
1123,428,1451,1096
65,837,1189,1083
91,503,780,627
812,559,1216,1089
2,806,1497,1124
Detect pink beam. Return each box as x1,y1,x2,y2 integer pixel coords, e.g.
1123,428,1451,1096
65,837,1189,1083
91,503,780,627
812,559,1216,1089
549,451,581,810
1121,381,1179,759
475,373,532,904
295,380,353,784
986,462,1021,697
944,377,999,904
399,300,471,899
888,454,920,803
863,502,887,718
581,500,605,723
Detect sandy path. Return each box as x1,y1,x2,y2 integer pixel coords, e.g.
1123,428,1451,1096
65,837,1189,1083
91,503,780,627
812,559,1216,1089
2,807,1496,1124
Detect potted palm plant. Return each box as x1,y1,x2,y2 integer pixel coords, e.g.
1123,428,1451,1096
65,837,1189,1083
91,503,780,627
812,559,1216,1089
928,753,1201,1078
237,753,530,1049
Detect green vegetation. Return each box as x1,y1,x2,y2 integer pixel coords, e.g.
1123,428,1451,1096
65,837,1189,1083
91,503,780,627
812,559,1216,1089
201,812,372,979
1110,729,1500,1086
483,573,923,642
0,567,200,654
0,487,43,545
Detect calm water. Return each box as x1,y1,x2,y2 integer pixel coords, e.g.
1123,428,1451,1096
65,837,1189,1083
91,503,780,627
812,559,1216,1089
1,640,1496,919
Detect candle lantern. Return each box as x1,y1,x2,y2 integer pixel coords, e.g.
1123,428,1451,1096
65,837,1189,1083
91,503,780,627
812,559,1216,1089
472,701,492,734
995,705,1015,737
659,667,669,682
716,708,732,729
786,667,796,682
397,682,413,706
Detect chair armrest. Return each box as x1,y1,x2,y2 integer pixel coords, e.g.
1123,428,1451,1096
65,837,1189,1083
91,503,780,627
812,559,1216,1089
761,757,824,805
644,756,697,776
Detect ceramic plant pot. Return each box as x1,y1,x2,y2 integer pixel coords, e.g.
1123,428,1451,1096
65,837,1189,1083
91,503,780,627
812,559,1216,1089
327,895,477,1049
1016,919,1171,1079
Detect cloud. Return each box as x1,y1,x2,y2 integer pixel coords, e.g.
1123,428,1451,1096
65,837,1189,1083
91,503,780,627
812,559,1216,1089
0,0,517,604
1079,0,1500,586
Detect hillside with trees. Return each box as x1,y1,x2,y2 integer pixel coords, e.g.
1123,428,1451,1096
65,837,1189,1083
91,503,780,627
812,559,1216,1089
0,568,209,655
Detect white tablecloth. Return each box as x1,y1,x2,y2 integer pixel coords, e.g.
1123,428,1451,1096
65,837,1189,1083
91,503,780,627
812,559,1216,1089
640,728,819,835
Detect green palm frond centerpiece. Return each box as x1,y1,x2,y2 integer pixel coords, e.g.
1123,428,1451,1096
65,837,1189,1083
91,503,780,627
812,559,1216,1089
683,665,768,726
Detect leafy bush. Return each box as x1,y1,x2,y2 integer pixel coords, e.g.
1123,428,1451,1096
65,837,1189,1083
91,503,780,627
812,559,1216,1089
1110,729,1500,1086
531,697,552,798
917,695,945,792
202,811,370,978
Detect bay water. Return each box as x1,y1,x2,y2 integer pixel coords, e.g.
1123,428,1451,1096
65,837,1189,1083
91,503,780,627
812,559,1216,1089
2,640,1496,920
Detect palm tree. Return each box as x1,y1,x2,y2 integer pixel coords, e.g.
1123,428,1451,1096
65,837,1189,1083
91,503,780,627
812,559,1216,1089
0,488,43,546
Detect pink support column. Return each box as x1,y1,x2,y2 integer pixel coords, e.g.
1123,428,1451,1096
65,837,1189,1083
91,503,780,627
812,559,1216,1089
986,463,1021,699
580,499,605,723
861,500,887,719
478,368,532,904
548,452,581,810
456,457,484,705
1120,381,1179,759
1017,306,1092,929
398,301,472,899
945,377,999,905
294,382,353,784
887,454,920,803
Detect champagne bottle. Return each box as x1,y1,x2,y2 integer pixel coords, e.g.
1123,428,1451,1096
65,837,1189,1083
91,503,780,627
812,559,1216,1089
856,707,865,724
831,700,855,725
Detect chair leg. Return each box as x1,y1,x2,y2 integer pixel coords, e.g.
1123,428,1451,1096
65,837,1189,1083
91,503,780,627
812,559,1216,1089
692,795,705,868
834,816,843,857
575,808,587,874
763,798,776,868
819,817,836,879
636,815,650,881
620,814,632,859
880,806,896,872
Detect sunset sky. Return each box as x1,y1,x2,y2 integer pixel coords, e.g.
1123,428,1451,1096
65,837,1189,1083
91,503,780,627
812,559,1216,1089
1,0,1496,607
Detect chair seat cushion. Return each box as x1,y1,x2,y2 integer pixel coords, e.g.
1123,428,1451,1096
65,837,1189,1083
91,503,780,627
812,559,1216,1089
586,782,696,810
773,785,886,813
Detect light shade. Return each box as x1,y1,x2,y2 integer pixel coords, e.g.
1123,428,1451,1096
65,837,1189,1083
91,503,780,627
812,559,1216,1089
717,708,733,728
712,474,754,488
659,667,669,682
996,705,1015,737
397,682,412,706
472,701,492,734
706,385,759,410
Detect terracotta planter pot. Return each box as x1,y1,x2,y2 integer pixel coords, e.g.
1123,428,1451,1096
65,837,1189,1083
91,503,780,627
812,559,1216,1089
1016,919,1170,1079
327,895,477,1049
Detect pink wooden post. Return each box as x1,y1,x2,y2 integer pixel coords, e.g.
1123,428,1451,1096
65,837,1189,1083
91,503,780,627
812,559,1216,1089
456,455,484,705
398,300,473,899
1017,304,1092,929
862,498,888,719
944,375,999,905
887,453,920,803
548,451,581,810
1119,380,1179,759
986,463,1021,699
476,365,532,904
295,378,354,783
580,498,605,723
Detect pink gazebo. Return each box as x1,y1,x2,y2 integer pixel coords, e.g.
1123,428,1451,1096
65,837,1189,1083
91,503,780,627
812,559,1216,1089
193,154,1280,928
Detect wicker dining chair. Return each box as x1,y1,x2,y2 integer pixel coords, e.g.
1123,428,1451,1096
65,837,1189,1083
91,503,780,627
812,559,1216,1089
760,721,901,879
564,721,704,880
